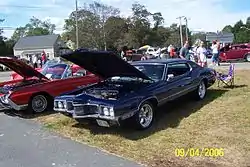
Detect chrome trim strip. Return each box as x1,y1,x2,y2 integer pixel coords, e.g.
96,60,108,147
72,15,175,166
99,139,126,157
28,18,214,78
158,84,198,103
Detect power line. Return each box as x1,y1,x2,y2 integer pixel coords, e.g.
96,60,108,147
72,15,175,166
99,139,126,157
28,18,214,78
0,4,61,9
0,26,64,30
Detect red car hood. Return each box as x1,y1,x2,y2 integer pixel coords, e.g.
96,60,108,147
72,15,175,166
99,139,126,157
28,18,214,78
0,57,49,80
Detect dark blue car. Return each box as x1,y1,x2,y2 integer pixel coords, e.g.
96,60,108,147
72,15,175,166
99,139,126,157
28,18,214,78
53,49,216,130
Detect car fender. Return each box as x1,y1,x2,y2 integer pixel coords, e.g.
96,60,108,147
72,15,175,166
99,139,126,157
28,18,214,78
119,96,158,120
243,52,250,58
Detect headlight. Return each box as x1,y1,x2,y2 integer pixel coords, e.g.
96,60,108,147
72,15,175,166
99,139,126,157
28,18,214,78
58,101,63,109
2,94,10,104
109,108,114,117
103,107,109,115
102,107,114,117
63,102,67,109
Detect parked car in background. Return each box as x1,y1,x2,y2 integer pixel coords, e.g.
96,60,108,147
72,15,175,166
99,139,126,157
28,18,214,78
124,49,145,61
54,50,216,130
11,60,82,80
219,43,250,62
0,57,99,113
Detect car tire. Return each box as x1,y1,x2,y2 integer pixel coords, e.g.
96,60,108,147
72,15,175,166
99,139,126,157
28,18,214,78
245,54,250,62
130,101,155,130
193,80,207,100
28,94,50,114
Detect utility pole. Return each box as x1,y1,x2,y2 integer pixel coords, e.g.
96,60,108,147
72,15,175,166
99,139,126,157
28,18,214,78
75,0,79,49
184,17,189,41
177,16,185,47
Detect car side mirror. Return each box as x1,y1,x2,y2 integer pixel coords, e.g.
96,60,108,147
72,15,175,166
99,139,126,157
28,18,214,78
167,74,174,81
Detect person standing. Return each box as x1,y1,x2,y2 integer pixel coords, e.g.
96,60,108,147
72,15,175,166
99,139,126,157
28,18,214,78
169,45,175,58
179,41,189,59
211,40,219,66
167,45,173,55
41,51,46,66
196,41,207,67
32,55,38,68
217,41,221,66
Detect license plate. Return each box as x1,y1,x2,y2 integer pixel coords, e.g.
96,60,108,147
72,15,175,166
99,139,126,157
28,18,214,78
96,119,110,127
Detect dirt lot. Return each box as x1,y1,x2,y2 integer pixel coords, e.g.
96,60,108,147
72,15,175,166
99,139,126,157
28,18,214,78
32,70,250,167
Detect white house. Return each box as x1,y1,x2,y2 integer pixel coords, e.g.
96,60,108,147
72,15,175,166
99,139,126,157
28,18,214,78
13,34,67,61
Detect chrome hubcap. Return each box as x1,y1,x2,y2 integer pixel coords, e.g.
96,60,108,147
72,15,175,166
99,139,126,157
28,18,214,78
32,95,47,113
198,81,206,99
139,104,153,128
247,55,250,61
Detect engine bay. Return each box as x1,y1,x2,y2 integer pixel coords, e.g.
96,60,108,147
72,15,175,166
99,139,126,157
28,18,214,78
82,81,147,100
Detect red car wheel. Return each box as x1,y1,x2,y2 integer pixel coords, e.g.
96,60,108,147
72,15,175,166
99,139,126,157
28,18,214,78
29,94,49,113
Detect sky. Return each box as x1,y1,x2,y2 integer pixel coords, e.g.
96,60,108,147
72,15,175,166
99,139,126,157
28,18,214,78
0,0,250,38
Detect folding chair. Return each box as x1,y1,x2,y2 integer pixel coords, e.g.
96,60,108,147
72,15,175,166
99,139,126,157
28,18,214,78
216,63,235,88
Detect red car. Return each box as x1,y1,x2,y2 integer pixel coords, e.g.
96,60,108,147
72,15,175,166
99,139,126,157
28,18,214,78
219,43,250,62
11,60,82,80
0,57,100,113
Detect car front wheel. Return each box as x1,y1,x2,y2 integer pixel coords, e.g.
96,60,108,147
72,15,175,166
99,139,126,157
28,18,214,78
193,80,207,100
131,102,154,130
29,94,49,113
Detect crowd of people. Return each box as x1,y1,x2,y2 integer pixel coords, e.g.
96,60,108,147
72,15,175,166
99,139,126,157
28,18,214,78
160,40,221,67
120,40,222,68
178,40,221,67
25,51,48,68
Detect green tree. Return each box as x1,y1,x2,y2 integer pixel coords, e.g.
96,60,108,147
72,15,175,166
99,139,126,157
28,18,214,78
0,19,14,55
222,18,250,43
222,25,233,33
63,1,120,50
11,17,56,42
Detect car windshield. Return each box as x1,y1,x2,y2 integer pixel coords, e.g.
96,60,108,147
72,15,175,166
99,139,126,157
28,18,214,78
41,63,68,79
42,60,61,68
133,64,165,81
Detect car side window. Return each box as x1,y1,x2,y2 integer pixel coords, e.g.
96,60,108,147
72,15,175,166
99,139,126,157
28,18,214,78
167,63,190,78
73,69,87,77
65,68,72,78
188,61,199,68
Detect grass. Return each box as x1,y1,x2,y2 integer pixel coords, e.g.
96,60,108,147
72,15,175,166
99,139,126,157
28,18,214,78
34,70,250,167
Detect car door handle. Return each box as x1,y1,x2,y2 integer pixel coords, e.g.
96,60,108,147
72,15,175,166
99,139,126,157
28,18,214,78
179,84,185,87
186,77,191,79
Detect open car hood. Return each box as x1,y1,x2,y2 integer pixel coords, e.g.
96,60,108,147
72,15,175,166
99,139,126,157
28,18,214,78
60,49,151,80
0,57,49,80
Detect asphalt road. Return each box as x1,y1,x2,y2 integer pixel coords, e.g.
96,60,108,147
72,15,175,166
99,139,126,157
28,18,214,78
0,74,143,167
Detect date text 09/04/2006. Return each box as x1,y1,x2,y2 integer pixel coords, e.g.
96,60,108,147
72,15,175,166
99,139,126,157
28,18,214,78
175,148,224,157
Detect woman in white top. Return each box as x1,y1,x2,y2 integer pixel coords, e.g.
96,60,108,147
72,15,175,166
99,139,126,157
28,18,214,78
196,41,207,67
211,40,219,66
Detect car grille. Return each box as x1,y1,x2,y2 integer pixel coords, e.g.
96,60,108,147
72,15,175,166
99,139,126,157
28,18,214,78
74,105,99,116
66,102,74,111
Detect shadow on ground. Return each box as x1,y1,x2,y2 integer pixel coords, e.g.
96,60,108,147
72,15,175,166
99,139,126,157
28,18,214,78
222,84,247,89
72,88,229,140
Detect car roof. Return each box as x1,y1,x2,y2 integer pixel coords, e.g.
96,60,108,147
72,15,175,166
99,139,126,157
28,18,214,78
131,58,190,65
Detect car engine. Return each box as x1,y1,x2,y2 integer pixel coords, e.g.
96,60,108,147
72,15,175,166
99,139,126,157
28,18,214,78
84,88,119,100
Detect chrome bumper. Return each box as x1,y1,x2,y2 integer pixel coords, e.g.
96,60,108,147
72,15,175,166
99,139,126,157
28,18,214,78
0,102,9,111
0,97,28,111
54,100,118,121
72,112,119,121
